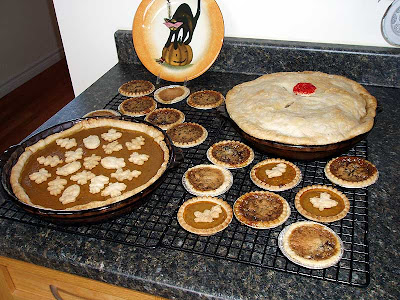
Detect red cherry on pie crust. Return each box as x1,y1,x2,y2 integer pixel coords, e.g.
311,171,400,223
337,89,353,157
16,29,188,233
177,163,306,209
293,82,316,95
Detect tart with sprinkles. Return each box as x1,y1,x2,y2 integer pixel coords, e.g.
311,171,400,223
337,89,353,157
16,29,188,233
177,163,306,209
295,185,350,223
177,196,233,236
119,96,157,117
324,156,378,188
154,85,190,104
233,191,290,229
166,122,207,148
144,108,185,130
187,90,225,109
250,158,301,191
118,80,155,97
207,140,254,169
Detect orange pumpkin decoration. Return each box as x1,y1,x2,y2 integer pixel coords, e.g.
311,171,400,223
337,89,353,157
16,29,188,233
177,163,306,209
162,42,193,66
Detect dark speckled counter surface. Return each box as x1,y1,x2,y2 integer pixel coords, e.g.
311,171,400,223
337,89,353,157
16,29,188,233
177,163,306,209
0,31,399,299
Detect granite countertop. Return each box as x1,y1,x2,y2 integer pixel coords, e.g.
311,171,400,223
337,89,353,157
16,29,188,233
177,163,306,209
0,32,399,299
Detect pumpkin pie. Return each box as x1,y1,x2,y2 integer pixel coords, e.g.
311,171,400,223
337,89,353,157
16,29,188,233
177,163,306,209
177,196,233,236
250,158,302,191
144,108,185,130
154,85,190,104
10,118,170,211
182,164,233,197
118,80,155,97
295,185,350,223
207,140,254,169
278,221,344,269
233,191,290,229
166,122,207,148
118,96,157,117
325,156,378,188
187,90,225,109
83,109,121,118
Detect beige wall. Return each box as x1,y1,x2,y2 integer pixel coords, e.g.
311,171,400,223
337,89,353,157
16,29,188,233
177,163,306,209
0,0,64,98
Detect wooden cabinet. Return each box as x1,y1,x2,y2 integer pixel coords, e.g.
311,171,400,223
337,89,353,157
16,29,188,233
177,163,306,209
0,256,167,300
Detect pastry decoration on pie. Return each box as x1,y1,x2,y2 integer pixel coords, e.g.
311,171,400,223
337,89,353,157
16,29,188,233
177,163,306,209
182,164,233,197
250,158,301,191
278,221,344,269
225,71,377,145
177,196,233,236
118,80,155,97
10,118,170,211
144,108,185,130
324,156,378,188
207,140,254,169
233,191,291,229
166,122,207,148
295,185,350,223
154,85,190,104
187,90,225,109
83,109,121,118
118,96,157,117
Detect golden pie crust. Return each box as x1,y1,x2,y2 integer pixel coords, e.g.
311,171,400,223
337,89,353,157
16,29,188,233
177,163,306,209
83,109,121,118
207,140,254,169
118,96,157,116
225,71,377,145
295,185,350,223
187,90,225,109
233,191,290,229
166,122,208,148
118,80,155,97
177,196,233,236
325,156,378,188
154,85,190,104
144,108,185,130
182,164,233,197
250,158,302,191
278,221,344,269
10,118,170,211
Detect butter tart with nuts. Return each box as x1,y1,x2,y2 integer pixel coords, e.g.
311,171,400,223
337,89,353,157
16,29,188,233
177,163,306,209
207,140,254,169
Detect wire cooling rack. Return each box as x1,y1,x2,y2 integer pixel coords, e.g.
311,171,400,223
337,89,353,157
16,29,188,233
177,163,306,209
0,92,370,287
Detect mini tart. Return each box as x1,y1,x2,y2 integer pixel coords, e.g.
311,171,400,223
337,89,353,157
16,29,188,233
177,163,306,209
187,90,225,109
118,96,157,117
233,191,291,229
324,156,378,188
295,185,350,223
182,164,233,197
166,122,207,148
177,196,233,236
278,221,344,269
250,158,302,191
207,140,254,169
118,80,155,97
144,108,185,130
83,109,121,118
154,85,190,104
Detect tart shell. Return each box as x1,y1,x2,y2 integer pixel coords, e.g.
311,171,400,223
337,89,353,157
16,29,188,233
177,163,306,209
207,140,254,169
187,90,225,109
83,109,121,118
118,80,155,97
144,108,185,130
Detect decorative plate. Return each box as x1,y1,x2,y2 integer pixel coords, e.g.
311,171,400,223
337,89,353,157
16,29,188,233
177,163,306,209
133,0,224,82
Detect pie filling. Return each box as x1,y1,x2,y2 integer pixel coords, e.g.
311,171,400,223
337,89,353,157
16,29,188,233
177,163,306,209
211,143,251,165
183,201,227,229
167,124,204,143
121,97,154,112
254,163,296,186
329,156,377,182
120,80,154,94
190,91,221,105
146,110,180,125
299,189,345,217
186,167,225,191
236,193,283,222
158,87,184,102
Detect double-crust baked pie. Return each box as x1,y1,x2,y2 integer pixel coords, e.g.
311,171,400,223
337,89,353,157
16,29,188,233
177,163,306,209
177,196,233,236
118,80,155,97
187,90,225,109
225,71,377,145
233,191,290,229
144,108,185,130
207,140,254,169
10,118,169,211
278,221,344,269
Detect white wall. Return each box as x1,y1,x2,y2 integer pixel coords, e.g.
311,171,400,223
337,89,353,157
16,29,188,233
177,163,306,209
53,0,395,96
0,0,64,99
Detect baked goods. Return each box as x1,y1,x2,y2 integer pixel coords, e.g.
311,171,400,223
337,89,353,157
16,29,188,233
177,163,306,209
278,221,344,269
83,109,120,118
144,108,185,130
118,80,155,97
295,185,350,223
250,158,301,191
177,196,233,236
207,140,254,169
325,156,378,188
233,191,290,229
187,90,225,109
10,118,170,211
118,96,157,116
166,122,207,148
154,85,190,104
225,71,377,145
182,164,233,197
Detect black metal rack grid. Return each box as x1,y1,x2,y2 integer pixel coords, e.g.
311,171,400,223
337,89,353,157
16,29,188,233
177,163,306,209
0,92,370,287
